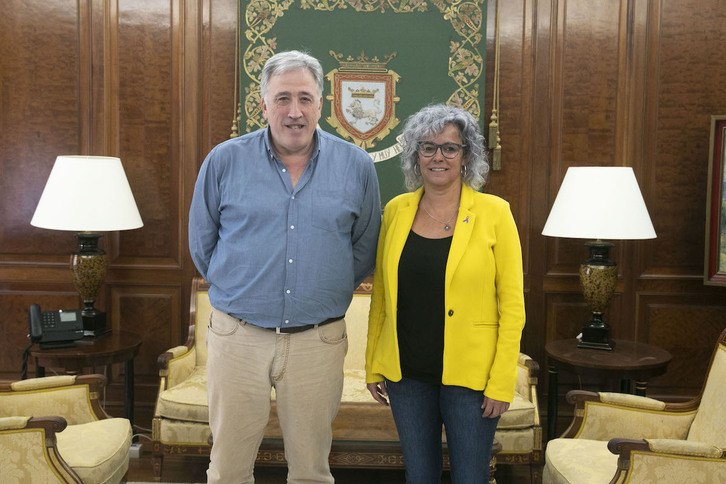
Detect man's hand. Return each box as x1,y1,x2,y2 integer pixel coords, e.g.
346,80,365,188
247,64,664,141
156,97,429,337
367,381,389,406
481,396,509,418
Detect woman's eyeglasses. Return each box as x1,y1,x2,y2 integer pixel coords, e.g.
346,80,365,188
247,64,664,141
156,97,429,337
417,142,466,159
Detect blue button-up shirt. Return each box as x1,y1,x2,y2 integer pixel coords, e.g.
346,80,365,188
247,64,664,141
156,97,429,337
189,128,381,328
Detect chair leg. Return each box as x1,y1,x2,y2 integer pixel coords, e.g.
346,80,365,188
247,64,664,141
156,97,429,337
531,462,543,484
489,455,498,484
152,454,163,481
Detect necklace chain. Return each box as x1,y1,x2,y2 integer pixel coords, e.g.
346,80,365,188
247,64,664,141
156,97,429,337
421,201,456,231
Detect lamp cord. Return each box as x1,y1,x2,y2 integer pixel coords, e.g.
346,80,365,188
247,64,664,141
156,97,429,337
21,341,33,380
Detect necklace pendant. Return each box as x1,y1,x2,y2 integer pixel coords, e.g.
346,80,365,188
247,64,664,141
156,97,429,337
444,224,451,231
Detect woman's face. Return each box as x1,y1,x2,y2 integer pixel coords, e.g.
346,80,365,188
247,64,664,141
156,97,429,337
417,124,465,191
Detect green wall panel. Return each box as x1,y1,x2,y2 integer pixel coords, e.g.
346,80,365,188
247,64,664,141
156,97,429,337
237,0,486,205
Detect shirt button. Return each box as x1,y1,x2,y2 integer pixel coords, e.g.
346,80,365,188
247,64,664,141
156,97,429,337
291,195,295,200
286,289,291,294
448,309,454,317
285,320,290,324
282,168,287,172
288,259,293,263
290,225,295,230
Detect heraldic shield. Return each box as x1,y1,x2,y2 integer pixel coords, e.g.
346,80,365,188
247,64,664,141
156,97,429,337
326,52,400,150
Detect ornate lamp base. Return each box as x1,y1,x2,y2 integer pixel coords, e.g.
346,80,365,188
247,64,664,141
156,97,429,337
71,233,110,337
578,313,616,351
578,241,617,351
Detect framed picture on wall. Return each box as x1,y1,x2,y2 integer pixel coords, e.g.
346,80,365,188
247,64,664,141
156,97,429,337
705,115,726,286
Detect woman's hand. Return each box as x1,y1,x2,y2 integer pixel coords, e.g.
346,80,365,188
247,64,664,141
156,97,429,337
367,381,389,406
481,396,510,418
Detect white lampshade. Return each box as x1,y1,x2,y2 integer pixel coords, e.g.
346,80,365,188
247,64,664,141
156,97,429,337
542,166,656,240
31,156,143,231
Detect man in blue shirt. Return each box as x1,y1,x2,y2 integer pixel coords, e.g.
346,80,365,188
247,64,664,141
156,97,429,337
189,50,381,484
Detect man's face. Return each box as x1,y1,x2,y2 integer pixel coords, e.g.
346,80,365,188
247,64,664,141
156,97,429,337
261,68,322,157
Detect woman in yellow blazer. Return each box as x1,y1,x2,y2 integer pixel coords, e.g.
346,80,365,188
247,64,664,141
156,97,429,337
365,104,525,483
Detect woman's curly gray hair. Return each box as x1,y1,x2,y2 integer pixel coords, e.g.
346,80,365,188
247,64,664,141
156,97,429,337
399,104,488,191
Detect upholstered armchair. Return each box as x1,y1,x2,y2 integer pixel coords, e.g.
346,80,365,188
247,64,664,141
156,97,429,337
0,374,132,483
544,328,726,483
152,277,212,477
494,353,543,483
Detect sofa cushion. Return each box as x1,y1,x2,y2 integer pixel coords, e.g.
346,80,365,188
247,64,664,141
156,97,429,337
56,418,132,484
342,369,375,402
498,392,535,429
494,427,534,453
157,366,209,422
543,438,617,484
158,418,212,446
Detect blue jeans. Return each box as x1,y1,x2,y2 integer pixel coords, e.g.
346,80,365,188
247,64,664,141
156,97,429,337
386,377,499,484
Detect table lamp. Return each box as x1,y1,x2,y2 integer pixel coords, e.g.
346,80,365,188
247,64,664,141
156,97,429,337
542,167,656,350
31,156,143,336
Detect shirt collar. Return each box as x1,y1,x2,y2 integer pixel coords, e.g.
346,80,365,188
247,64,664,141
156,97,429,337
263,127,321,162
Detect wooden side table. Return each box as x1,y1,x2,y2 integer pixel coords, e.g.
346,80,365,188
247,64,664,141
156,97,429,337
30,330,142,425
545,338,672,441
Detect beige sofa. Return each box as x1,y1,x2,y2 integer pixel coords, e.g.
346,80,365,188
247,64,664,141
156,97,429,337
152,277,542,481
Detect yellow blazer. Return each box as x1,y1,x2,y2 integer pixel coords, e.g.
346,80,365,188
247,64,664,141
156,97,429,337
365,184,526,402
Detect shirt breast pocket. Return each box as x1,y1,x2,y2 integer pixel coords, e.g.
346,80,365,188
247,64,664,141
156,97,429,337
311,190,354,233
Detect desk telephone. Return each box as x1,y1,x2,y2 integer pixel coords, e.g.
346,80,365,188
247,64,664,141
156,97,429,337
29,304,84,349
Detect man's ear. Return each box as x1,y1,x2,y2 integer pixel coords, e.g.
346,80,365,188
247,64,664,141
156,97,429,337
261,96,269,120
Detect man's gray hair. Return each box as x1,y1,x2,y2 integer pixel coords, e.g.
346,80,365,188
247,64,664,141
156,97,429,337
260,50,324,100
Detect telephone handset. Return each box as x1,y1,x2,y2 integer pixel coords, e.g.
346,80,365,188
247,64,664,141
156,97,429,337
28,304,84,349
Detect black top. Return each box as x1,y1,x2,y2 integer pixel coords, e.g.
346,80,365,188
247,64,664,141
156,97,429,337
397,230,453,385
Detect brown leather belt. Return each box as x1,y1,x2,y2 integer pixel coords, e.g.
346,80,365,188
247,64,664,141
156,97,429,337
271,316,344,334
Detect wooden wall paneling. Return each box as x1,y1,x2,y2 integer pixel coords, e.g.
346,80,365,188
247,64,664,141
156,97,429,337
107,284,181,417
115,0,178,265
485,0,542,356
519,0,555,368
202,0,238,154
111,285,181,376
637,291,726,398
559,1,621,167
0,1,83,264
616,0,662,341
649,0,726,275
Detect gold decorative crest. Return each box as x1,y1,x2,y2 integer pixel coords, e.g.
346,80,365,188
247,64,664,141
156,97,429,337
325,51,400,149
233,0,485,139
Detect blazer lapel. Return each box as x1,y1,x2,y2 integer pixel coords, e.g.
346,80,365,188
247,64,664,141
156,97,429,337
384,189,422,303
445,185,476,289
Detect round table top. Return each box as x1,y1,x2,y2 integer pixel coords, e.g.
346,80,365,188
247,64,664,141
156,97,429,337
545,338,672,375
30,330,142,370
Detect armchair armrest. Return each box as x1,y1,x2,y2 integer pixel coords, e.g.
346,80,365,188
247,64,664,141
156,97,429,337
157,344,197,390
0,375,110,424
0,415,67,434
610,438,725,459
516,353,541,427
560,390,698,441
607,438,726,482
515,353,540,398
0,416,80,482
